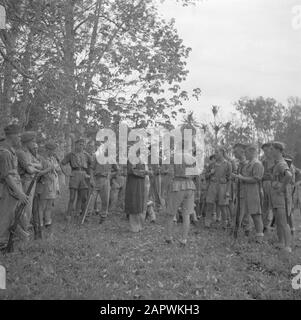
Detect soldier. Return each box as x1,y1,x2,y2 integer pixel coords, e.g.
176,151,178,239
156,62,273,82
270,142,292,253
283,155,296,236
34,141,61,238
17,131,42,233
232,144,264,241
0,125,29,248
110,164,127,213
261,143,275,234
93,142,111,224
205,147,232,229
61,137,94,223
232,143,252,235
165,139,198,246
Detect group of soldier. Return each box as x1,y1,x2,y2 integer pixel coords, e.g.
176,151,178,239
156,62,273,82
0,123,300,255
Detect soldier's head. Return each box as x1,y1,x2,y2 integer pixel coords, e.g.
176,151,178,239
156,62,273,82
233,143,246,160
270,141,285,159
4,124,21,147
261,142,272,158
215,147,225,161
86,140,95,155
20,131,37,152
75,137,85,152
245,144,257,161
31,142,39,156
45,140,57,156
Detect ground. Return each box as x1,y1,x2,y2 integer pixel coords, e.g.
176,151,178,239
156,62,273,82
1,205,301,300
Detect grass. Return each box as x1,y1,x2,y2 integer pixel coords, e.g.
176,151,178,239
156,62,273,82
1,204,301,300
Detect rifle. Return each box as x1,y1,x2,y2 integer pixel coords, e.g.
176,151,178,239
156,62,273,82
3,174,38,254
80,189,94,225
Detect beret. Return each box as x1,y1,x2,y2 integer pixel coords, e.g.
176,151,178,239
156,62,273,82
45,140,57,150
21,131,37,143
4,124,21,135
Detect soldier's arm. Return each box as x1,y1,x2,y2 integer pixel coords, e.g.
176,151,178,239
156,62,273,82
280,168,292,193
240,162,263,184
17,150,38,174
0,152,28,204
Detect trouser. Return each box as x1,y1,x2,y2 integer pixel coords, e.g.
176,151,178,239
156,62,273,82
95,176,110,218
20,178,36,231
0,184,19,243
110,176,126,211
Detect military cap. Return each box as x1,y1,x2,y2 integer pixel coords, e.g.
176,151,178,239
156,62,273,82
4,124,20,135
21,131,37,143
271,141,285,152
261,142,272,150
75,137,85,144
45,140,58,150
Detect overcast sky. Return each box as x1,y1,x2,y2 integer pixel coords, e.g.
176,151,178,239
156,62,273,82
159,0,301,123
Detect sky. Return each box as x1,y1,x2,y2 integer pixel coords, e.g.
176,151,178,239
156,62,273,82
158,0,301,123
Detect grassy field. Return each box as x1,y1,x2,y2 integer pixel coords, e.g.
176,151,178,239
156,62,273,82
1,200,301,300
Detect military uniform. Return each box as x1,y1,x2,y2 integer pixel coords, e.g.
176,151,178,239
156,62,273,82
239,159,264,221
0,142,23,243
262,158,275,230
61,151,92,190
37,142,61,228
206,159,232,206
110,164,127,212
166,159,196,218
16,131,39,231
93,159,111,219
270,160,291,210
0,125,26,244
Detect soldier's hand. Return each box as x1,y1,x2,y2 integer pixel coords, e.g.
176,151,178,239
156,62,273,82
90,178,95,188
18,193,29,205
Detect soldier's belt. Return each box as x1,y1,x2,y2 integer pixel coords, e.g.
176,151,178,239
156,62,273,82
210,178,228,184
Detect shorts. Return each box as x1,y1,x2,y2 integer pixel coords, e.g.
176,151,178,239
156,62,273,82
69,171,89,190
166,189,195,217
206,182,229,206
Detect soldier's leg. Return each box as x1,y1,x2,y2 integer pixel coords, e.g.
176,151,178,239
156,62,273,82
33,195,44,239
44,200,54,237
165,190,183,242
251,214,264,241
77,188,88,216
274,207,291,251
220,205,229,229
109,186,119,212
181,190,195,244
66,189,77,221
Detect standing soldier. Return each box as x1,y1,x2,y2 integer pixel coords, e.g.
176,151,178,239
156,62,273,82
270,142,292,253
110,164,127,213
205,147,232,229
232,144,264,242
165,139,197,246
34,141,61,238
232,143,252,235
17,131,42,234
261,143,275,235
93,143,111,224
61,137,94,223
0,125,29,248
283,155,296,236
